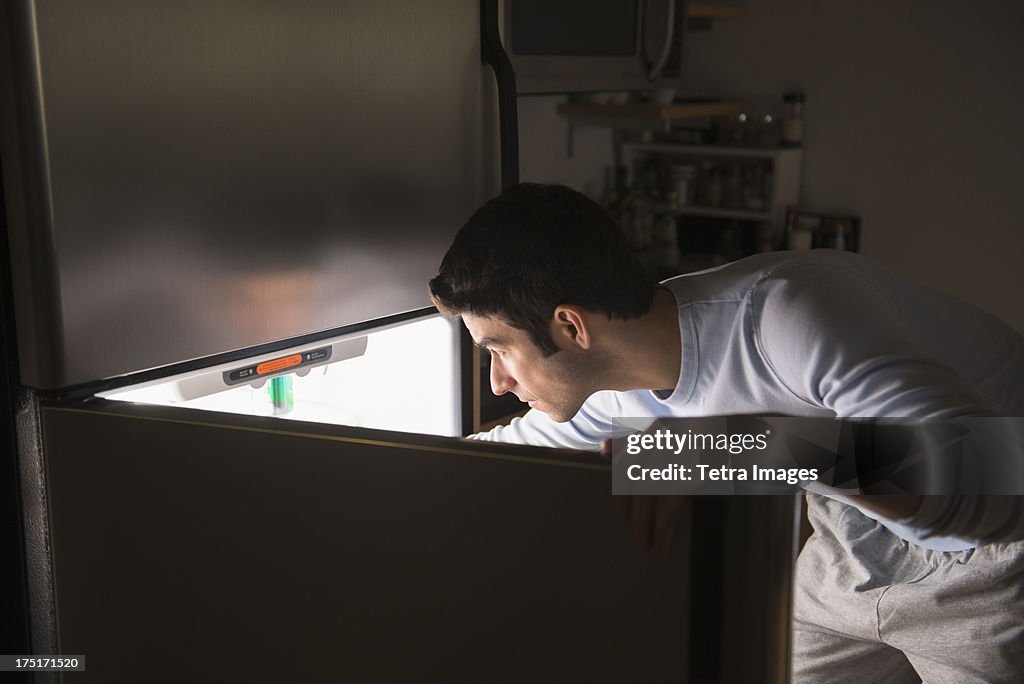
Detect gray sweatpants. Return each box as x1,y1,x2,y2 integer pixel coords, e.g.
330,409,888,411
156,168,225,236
793,494,1024,683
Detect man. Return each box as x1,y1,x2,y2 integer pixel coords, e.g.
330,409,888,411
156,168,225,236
429,183,1024,682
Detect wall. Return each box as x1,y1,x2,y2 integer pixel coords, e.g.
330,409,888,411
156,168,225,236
514,3,1024,331
682,0,1024,331
516,95,614,201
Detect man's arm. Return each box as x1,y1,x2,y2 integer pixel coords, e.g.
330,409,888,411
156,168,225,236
752,264,998,420
472,399,682,553
754,264,1024,543
854,495,923,520
470,392,632,451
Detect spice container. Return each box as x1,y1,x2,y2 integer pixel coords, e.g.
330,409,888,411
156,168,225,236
742,163,767,211
670,164,697,206
700,162,724,207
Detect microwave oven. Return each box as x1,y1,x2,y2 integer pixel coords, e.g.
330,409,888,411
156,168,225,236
501,0,687,94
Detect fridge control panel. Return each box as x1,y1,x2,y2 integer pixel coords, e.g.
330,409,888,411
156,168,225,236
223,347,333,386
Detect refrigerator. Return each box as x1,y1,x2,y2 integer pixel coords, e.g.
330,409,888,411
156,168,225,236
0,2,798,682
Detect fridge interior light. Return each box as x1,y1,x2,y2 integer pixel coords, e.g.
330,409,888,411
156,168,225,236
100,314,461,436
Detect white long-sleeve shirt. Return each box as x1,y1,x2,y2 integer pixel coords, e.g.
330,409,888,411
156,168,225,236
474,250,1024,550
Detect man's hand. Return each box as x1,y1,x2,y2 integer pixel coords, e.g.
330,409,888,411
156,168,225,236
613,493,688,555
603,439,688,555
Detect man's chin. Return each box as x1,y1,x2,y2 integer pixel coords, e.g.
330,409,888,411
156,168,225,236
531,402,578,423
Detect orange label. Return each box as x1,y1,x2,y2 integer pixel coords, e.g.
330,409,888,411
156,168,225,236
256,353,303,375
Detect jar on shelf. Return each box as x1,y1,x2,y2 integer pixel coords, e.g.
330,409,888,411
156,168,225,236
724,162,743,209
742,163,767,211
669,164,698,206
782,92,804,147
786,211,813,250
700,162,724,207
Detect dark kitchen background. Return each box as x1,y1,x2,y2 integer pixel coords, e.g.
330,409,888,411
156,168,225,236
520,0,1023,334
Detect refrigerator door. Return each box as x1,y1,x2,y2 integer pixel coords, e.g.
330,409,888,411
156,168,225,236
30,399,697,682
1,0,491,389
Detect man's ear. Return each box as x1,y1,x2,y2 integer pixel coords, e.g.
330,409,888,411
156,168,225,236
550,305,591,350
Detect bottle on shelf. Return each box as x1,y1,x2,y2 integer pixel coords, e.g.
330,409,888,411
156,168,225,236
724,162,743,209
782,92,805,147
701,162,724,207
669,164,697,207
742,163,766,211
758,113,781,148
823,219,848,251
786,210,812,250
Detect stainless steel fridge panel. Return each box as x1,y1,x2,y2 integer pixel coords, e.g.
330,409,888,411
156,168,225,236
2,0,487,388
39,401,694,682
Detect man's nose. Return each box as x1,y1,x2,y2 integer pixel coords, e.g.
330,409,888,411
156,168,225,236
489,355,515,396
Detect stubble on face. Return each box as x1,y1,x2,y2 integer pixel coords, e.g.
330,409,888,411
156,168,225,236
529,344,605,423
463,312,604,423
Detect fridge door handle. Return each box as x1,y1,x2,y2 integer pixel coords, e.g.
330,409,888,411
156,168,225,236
480,0,518,188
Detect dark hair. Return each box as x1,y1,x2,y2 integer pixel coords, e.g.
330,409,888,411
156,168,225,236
429,183,655,356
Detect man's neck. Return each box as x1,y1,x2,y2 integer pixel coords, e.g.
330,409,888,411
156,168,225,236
598,288,682,393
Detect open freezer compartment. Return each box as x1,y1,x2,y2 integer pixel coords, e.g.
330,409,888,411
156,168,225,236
99,313,462,437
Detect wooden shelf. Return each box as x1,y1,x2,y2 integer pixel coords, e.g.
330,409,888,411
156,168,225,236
623,142,801,159
672,206,773,222
687,4,747,20
557,101,741,123
556,102,744,157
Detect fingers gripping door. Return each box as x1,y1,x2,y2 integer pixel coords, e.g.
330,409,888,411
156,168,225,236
37,401,692,682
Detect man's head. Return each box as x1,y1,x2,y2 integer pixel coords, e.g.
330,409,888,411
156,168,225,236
429,183,655,421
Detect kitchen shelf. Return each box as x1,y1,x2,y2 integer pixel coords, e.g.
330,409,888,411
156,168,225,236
556,101,742,124
557,101,743,156
669,205,773,222
623,142,796,160
621,142,803,255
